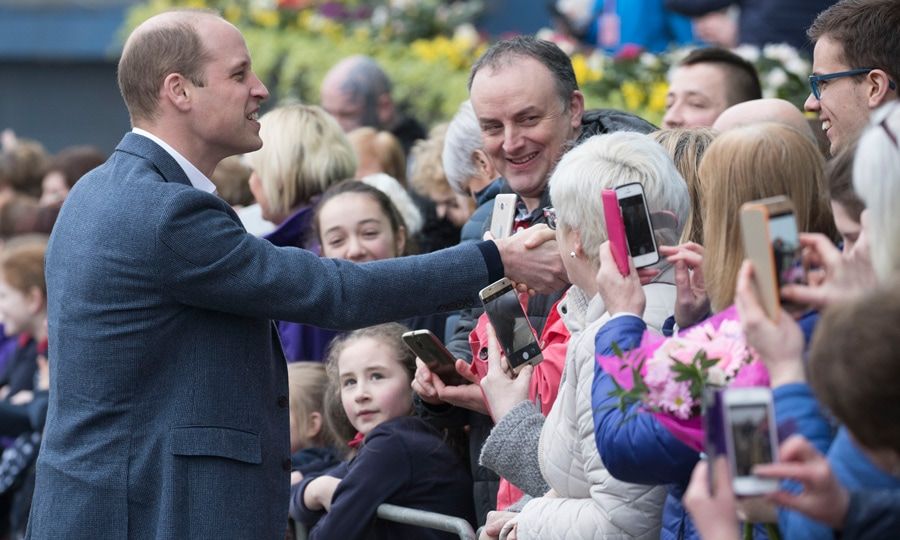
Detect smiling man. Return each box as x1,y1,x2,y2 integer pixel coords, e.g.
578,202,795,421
804,0,899,155
26,9,567,539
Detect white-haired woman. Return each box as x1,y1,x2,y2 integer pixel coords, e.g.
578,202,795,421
478,132,690,539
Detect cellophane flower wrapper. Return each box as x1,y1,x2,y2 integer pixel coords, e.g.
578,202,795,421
596,306,770,451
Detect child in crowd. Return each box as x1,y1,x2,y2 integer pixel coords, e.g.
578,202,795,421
290,323,475,539
287,362,341,478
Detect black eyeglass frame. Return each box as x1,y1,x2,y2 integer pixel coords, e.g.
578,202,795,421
808,68,897,100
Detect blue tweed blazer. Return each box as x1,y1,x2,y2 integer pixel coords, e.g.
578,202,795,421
26,133,492,539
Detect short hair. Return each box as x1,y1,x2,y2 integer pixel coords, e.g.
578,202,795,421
468,35,578,109
0,241,47,298
287,362,333,449
0,139,49,197
700,123,833,311
210,155,253,207
442,100,484,195
347,127,406,185
333,56,392,128
409,124,450,197
808,0,900,91
853,102,900,280
244,104,356,217
650,128,716,245
680,47,762,106
548,131,690,268
313,179,410,252
117,9,217,123
826,140,864,223
46,146,105,189
809,285,900,453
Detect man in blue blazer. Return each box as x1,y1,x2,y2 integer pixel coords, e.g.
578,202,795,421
26,9,565,539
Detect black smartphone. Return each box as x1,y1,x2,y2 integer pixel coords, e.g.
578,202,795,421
478,278,543,373
401,330,466,386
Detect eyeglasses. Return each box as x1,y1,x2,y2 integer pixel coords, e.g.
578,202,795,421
542,206,558,230
808,68,897,100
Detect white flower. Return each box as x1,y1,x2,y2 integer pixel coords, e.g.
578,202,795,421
536,28,556,42
556,0,595,30
766,67,789,90
390,0,415,10
785,57,811,79
707,366,727,387
371,6,389,27
763,43,799,65
453,23,479,48
733,44,761,63
640,52,660,69
249,0,276,9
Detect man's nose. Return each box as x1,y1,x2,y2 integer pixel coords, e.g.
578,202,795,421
803,93,820,113
662,104,682,128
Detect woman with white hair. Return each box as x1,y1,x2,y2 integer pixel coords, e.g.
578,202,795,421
478,132,689,539
442,100,504,244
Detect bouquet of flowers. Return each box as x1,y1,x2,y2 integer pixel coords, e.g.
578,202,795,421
596,306,770,451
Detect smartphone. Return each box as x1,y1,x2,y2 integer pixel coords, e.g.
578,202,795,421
489,193,518,239
702,387,725,495
602,189,630,276
401,330,466,386
616,182,660,268
478,278,543,373
740,196,807,320
722,387,780,496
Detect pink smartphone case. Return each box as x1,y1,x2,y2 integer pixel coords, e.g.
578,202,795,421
602,189,630,276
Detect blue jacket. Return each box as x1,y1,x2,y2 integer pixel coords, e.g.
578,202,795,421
28,132,501,539
292,416,475,539
592,315,701,540
585,0,694,54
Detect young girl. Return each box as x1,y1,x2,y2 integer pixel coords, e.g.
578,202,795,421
287,362,341,478
290,323,475,539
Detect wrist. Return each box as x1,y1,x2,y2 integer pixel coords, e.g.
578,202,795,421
769,362,806,387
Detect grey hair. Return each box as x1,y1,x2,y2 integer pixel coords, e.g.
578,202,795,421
468,35,578,109
549,132,690,268
340,55,392,128
853,101,900,281
442,100,483,195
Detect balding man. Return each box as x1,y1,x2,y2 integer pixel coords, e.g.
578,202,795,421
27,9,562,539
320,55,426,153
712,98,818,142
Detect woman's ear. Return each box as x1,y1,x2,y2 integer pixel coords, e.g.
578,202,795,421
571,228,587,258
305,411,323,441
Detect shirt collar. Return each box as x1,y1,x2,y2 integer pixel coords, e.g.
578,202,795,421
131,128,217,194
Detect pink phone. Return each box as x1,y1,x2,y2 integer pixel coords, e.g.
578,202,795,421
602,189,630,276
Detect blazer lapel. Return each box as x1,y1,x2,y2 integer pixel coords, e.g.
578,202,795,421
115,132,193,188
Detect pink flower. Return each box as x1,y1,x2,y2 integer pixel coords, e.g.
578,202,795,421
657,380,693,420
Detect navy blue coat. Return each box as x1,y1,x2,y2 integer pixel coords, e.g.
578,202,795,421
27,133,499,539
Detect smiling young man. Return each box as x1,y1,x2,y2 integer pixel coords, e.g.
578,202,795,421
804,0,899,156
27,9,566,540
662,47,762,129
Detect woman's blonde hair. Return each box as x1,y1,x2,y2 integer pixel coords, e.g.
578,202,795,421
287,362,333,449
700,122,833,312
244,104,356,218
347,127,406,185
650,128,716,245
409,123,450,197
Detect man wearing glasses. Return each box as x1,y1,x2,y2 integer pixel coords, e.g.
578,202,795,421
805,0,899,155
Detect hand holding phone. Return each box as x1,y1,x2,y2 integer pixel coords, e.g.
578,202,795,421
616,182,660,269
602,189,630,276
489,193,518,239
478,278,543,373
401,330,467,386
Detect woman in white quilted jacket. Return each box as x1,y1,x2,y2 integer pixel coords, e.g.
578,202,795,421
478,132,691,539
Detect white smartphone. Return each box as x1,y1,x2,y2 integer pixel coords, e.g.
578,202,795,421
489,193,518,239
722,387,780,496
478,278,543,373
615,182,660,268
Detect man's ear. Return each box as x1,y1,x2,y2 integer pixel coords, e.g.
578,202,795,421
377,93,395,128
568,90,585,131
26,286,45,315
472,149,496,179
868,69,897,108
162,73,193,112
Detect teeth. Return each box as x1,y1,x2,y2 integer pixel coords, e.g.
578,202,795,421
821,120,831,132
509,152,537,165
247,112,259,121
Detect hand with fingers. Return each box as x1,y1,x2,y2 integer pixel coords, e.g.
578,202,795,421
479,324,533,423
660,243,710,328
411,357,489,414
754,435,850,529
780,233,876,309
684,457,740,540
479,511,518,540
494,224,569,295
596,241,645,317
735,261,806,387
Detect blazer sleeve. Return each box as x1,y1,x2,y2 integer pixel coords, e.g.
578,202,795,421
306,427,413,540
154,188,499,328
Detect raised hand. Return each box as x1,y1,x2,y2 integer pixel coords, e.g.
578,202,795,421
596,241,645,316
660,243,710,328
